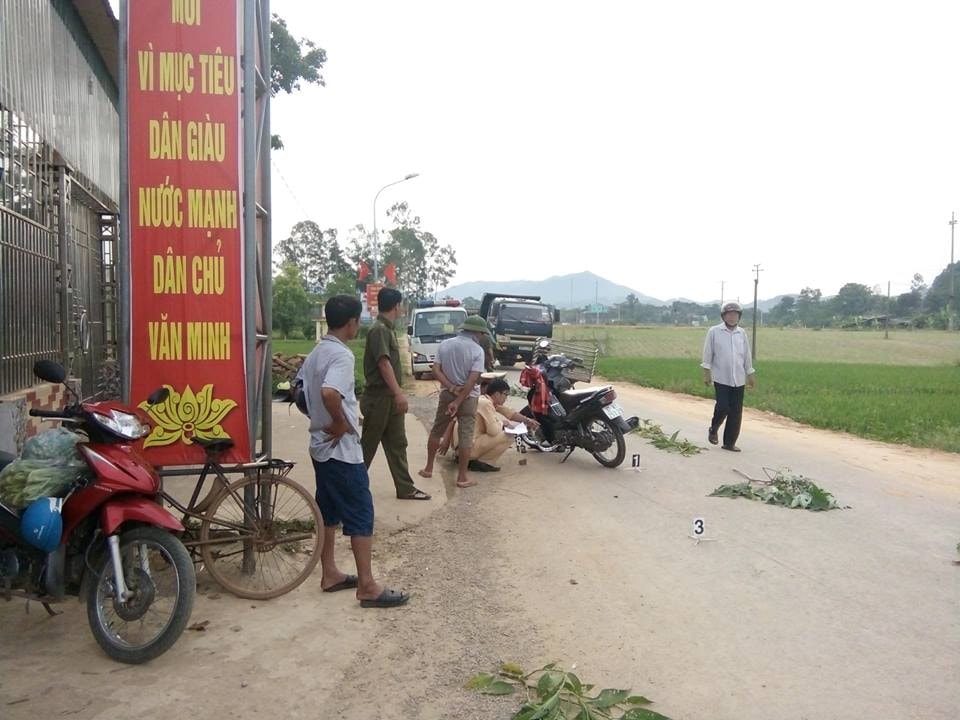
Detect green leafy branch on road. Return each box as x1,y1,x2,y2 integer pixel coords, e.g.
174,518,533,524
711,467,844,511
468,662,672,719
630,419,702,456
509,383,529,398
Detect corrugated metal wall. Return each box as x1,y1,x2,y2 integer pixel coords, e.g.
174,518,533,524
0,1,119,396
0,0,119,202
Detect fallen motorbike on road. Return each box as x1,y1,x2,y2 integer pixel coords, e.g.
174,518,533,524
0,361,195,664
518,338,639,468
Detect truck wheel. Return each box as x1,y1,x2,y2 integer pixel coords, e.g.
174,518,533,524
497,355,516,368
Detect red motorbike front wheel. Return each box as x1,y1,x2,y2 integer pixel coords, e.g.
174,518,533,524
85,526,195,664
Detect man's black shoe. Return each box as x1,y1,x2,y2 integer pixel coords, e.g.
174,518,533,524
708,429,719,445
721,445,741,452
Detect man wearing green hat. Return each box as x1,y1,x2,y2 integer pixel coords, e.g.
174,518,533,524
418,315,487,488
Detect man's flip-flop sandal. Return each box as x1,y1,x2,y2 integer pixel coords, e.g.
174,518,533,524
322,575,359,593
397,489,431,500
360,588,410,608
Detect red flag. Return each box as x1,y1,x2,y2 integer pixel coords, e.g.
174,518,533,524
384,263,397,286
358,261,370,282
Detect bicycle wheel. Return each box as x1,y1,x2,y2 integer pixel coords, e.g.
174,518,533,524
199,473,322,600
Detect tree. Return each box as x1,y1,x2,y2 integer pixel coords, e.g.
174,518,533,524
924,263,959,316
380,201,457,302
892,273,927,317
270,15,327,149
769,295,796,325
324,271,358,300
272,263,312,338
796,287,823,327
383,226,428,299
275,221,342,294
832,283,874,319
894,291,921,316
344,224,375,274
424,233,458,298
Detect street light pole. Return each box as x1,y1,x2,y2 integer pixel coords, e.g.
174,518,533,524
372,173,419,283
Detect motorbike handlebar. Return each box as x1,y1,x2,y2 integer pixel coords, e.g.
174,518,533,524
29,408,75,419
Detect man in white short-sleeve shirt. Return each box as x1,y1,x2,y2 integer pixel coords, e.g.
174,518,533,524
301,294,409,609
418,315,487,488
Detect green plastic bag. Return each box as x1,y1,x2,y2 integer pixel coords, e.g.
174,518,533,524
22,427,84,463
0,429,91,508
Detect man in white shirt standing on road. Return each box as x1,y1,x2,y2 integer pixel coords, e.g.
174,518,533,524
302,294,409,608
701,302,756,452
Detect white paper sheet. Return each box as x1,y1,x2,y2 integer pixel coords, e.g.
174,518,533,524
504,422,528,436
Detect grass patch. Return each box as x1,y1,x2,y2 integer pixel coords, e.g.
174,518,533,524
598,357,960,453
272,338,367,394
557,326,960,366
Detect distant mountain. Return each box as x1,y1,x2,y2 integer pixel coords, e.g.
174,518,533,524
757,294,796,312
440,271,665,309
668,294,796,313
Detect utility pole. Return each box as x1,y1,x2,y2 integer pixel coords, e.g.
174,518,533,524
596,279,600,325
751,264,762,360
885,280,890,340
950,212,956,332
720,280,725,307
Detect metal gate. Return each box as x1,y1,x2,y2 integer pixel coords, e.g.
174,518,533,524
0,105,118,397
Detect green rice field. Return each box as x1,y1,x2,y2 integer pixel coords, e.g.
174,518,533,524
555,325,960,366
275,329,960,451
567,326,960,453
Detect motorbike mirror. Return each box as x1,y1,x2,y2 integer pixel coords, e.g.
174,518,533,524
33,360,66,384
147,387,170,406
407,325,413,336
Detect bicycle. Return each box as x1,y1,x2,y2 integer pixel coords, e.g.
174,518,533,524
158,438,322,600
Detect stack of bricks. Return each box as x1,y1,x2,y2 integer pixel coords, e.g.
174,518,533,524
22,383,68,439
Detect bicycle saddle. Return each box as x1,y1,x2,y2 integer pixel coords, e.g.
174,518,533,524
193,438,235,454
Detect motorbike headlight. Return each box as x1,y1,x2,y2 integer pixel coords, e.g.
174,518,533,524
92,409,149,440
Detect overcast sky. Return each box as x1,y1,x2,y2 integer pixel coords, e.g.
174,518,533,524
115,1,960,302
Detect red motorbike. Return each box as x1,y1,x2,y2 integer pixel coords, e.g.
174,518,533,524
0,361,195,664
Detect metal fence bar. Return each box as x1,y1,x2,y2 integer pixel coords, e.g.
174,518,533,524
0,206,59,394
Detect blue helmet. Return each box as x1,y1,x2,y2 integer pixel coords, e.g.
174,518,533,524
20,497,64,553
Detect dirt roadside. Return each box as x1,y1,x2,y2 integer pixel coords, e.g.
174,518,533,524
1,368,958,720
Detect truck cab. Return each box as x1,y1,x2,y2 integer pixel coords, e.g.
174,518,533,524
480,293,558,367
406,300,468,379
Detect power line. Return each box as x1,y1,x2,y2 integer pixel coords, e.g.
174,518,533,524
270,157,312,225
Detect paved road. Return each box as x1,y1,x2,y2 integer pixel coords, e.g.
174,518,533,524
2,372,957,720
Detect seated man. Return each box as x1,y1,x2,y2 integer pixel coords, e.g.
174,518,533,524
441,377,537,472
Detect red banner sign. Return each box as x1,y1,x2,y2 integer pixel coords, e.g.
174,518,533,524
126,0,250,464
366,283,384,319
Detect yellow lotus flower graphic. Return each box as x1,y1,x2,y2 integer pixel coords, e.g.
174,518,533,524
138,384,237,448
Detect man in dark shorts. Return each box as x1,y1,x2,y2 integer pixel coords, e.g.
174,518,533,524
418,315,487,488
301,294,409,608
361,287,430,500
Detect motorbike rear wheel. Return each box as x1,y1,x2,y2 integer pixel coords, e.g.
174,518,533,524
86,526,195,664
588,416,626,468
